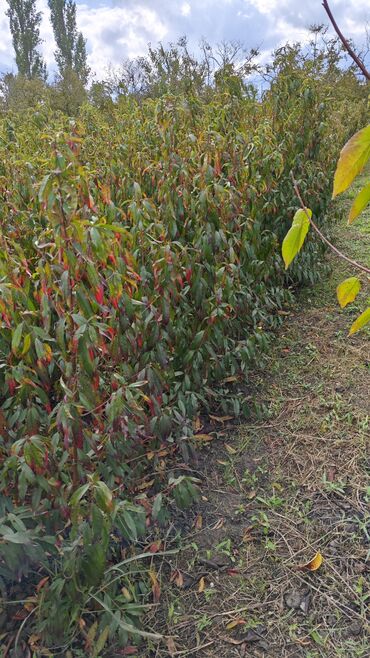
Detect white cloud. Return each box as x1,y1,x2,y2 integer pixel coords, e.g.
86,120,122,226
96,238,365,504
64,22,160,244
0,0,56,74
181,2,191,17
77,4,168,78
247,0,286,15
0,0,368,80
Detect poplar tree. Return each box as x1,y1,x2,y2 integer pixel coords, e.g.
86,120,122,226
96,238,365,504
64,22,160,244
48,0,90,85
6,0,46,79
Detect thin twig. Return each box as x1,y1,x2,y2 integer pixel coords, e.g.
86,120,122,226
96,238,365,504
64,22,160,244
322,1,370,80
290,172,370,276
172,640,215,656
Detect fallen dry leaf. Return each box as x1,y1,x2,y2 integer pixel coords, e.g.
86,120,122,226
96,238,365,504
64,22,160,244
28,634,41,649
194,514,203,530
297,551,323,571
166,637,177,657
226,618,246,630
136,478,155,490
149,569,161,602
242,526,254,542
147,540,162,553
170,569,184,588
209,414,233,423
193,433,214,441
198,576,206,593
227,568,240,576
225,443,237,455
211,518,225,530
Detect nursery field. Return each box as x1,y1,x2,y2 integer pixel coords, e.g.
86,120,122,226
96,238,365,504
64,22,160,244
0,51,368,656
151,171,370,658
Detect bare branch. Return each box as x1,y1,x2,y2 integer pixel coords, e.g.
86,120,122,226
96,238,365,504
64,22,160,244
322,0,370,80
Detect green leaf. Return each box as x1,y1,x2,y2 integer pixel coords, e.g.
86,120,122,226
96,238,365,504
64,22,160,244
349,307,370,336
282,208,312,269
348,183,370,223
11,322,24,354
38,174,51,203
152,493,162,520
78,336,95,375
95,223,130,236
93,625,110,657
336,277,361,309
333,125,370,197
90,595,163,640
21,333,32,356
94,480,114,512
81,544,106,586
70,482,90,507
1,530,31,544
34,337,45,360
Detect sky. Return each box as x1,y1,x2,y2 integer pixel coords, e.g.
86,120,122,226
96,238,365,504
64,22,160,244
0,0,369,81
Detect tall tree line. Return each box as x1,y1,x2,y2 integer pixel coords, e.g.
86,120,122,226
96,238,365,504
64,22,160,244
6,0,46,79
6,0,89,84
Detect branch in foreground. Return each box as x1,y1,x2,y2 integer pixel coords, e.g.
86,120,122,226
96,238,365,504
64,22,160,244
322,0,370,80
290,171,370,276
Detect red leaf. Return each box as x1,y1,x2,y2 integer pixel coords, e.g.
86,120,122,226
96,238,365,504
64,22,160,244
95,285,104,304
36,577,49,592
122,648,138,656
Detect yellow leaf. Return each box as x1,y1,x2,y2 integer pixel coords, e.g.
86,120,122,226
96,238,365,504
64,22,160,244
226,618,246,630
333,125,370,197
24,597,37,612
348,183,370,223
137,478,155,490
297,551,323,571
149,569,161,602
336,277,361,308
282,208,312,269
349,307,370,335
198,576,206,593
225,443,237,455
193,433,214,441
121,587,132,601
28,634,41,648
86,621,98,646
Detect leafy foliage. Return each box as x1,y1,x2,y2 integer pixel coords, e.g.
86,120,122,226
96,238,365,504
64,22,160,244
6,0,46,79
282,121,370,334
0,40,366,653
48,0,90,84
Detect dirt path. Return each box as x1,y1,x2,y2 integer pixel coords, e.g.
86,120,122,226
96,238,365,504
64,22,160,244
151,178,369,658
